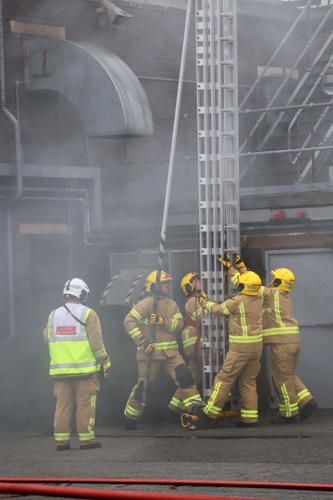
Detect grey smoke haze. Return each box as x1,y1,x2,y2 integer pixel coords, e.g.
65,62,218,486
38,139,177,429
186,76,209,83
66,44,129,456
2,0,332,432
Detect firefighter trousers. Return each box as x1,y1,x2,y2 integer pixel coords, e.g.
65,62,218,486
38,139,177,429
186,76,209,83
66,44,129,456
270,343,313,417
53,374,100,446
124,353,201,421
293,374,313,410
204,349,262,423
187,355,202,389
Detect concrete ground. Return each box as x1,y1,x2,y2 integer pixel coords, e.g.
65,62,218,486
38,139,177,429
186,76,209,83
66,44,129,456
0,409,332,500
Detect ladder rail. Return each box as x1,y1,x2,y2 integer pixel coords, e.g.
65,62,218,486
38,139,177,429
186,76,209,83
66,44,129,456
196,0,240,398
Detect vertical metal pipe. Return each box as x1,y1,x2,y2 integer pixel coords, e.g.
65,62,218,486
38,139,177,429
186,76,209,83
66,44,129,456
6,205,16,342
0,0,17,341
158,0,193,269
0,0,5,109
0,0,24,197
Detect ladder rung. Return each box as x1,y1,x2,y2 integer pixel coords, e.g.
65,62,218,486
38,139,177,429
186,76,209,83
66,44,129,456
198,153,236,161
198,130,227,137
199,178,237,185
223,202,237,207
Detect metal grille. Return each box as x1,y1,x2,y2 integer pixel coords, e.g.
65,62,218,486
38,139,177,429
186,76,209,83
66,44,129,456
195,0,240,397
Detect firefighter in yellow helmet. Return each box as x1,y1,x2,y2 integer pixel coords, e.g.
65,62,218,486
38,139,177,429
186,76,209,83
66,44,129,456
123,270,202,430
264,267,317,423
236,260,317,424
179,272,205,389
183,257,263,428
43,278,111,451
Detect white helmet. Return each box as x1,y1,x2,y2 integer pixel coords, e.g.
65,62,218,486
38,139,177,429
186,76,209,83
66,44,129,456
63,278,90,302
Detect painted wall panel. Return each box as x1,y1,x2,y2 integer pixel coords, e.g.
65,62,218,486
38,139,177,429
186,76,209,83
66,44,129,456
266,248,333,408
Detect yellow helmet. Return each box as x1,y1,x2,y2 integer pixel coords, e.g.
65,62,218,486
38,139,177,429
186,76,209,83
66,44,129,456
145,270,172,292
270,268,295,292
180,272,200,296
238,271,262,296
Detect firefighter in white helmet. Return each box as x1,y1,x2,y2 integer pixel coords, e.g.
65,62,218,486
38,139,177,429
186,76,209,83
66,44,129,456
183,256,263,428
123,270,202,430
234,259,317,424
179,272,205,390
43,278,111,450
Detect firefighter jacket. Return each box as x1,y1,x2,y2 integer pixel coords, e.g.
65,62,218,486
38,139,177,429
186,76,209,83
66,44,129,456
43,301,109,378
124,294,184,361
181,295,204,359
260,287,300,344
203,293,263,353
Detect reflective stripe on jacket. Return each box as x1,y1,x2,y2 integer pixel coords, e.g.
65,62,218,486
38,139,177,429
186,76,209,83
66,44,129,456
204,293,263,353
260,287,299,344
48,304,98,376
124,295,184,360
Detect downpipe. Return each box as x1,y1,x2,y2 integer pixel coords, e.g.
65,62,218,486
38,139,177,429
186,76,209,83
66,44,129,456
1,0,23,344
0,2,23,198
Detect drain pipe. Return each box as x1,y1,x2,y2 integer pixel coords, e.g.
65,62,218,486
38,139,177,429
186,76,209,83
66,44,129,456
0,0,24,343
158,0,192,269
0,0,23,198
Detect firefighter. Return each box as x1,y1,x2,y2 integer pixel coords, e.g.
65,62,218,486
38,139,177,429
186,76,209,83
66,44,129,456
123,270,202,430
43,278,111,451
185,257,264,428
263,267,317,423
236,259,317,424
179,272,204,390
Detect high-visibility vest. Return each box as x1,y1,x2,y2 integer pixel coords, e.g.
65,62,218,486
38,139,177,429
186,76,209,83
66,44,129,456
47,303,98,376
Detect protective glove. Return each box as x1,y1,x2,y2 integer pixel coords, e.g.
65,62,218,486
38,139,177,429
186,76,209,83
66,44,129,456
218,253,231,271
198,291,208,305
100,357,111,380
148,313,165,326
234,253,246,270
143,340,155,354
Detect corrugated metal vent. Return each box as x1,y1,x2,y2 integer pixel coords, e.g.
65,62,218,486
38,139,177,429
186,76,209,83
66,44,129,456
23,37,153,137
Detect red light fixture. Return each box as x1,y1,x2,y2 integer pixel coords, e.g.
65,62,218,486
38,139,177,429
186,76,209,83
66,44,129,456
271,209,286,220
295,209,306,218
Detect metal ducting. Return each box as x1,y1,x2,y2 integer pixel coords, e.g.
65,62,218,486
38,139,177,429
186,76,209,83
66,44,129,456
23,37,153,137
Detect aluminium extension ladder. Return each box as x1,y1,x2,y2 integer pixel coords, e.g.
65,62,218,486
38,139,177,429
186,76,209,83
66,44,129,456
195,0,240,398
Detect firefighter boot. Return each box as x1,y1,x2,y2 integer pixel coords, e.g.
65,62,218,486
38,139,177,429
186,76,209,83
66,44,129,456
56,443,71,451
80,441,102,450
271,415,299,425
236,421,258,428
299,399,318,421
125,416,137,430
